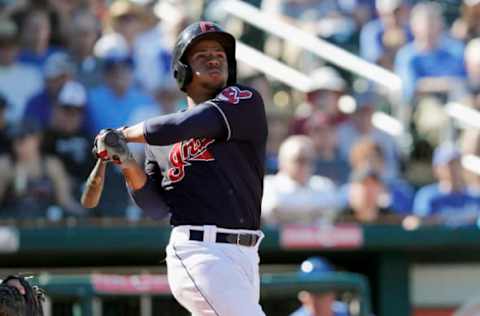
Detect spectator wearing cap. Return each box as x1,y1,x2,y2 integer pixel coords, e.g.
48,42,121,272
18,8,62,69
359,0,412,69
23,52,75,128
66,11,103,88
0,120,84,219
337,138,414,222
413,143,480,226
42,80,131,218
306,112,350,185
290,67,347,135
394,2,466,103
86,33,158,135
290,257,349,316
337,91,401,180
105,0,178,111
43,81,91,183
0,18,43,124
262,135,340,226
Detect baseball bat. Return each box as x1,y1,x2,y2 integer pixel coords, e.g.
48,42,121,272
80,132,121,208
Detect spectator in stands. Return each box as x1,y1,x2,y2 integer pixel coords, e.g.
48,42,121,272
0,95,11,155
66,10,103,88
261,0,356,70
394,2,466,103
262,135,339,226
290,256,349,316
0,121,84,219
106,0,179,113
339,138,414,220
360,0,412,69
42,81,92,195
453,38,480,109
451,0,480,42
0,18,42,124
265,111,290,174
290,67,347,134
306,112,349,185
18,8,60,69
337,91,400,179
460,129,480,196
86,35,158,135
23,52,75,128
413,143,480,226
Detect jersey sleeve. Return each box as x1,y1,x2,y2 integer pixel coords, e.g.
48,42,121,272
129,145,170,220
207,85,268,143
143,103,226,146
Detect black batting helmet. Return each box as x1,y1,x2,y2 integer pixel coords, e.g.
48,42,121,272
172,21,237,91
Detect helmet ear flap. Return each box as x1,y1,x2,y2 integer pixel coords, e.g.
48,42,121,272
174,61,193,92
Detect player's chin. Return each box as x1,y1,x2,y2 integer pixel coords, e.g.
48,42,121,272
206,73,227,88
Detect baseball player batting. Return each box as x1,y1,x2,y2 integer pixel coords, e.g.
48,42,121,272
94,21,268,316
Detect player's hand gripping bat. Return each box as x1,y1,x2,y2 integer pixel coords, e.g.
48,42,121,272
80,131,122,208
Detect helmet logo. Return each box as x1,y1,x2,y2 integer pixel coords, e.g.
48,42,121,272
200,21,215,33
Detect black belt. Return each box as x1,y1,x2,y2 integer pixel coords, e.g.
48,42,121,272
189,230,259,247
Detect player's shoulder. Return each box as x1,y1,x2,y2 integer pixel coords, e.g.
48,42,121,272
212,84,263,105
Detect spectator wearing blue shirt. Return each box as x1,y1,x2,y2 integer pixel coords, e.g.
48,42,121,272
86,36,158,135
360,0,412,69
413,143,480,226
289,257,349,316
18,9,61,70
339,137,414,218
23,52,75,129
394,2,466,103
306,112,350,185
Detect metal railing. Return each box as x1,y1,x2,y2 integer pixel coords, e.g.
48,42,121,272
213,0,409,142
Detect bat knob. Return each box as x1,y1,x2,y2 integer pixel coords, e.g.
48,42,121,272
104,131,120,146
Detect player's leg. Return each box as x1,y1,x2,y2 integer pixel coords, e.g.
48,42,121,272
166,242,265,316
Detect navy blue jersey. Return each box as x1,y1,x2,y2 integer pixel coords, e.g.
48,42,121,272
131,85,267,230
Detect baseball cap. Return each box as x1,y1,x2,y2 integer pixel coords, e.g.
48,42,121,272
94,33,134,68
307,67,346,93
376,0,402,13
109,0,144,19
58,81,86,107
298,257,334,276
43,52,75,79
433,143,461,167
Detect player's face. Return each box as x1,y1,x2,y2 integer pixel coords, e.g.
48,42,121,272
187,39,228,90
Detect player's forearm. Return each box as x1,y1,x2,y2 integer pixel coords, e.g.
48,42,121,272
121,163,148,191
122,122,146,143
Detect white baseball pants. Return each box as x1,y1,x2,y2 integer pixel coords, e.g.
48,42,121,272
166,225,266,316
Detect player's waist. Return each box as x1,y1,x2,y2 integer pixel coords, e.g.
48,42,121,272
170,225,264,248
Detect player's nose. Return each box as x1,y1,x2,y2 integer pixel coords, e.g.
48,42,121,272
207,57,221,68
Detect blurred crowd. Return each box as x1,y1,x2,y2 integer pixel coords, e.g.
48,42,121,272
0,0,480,228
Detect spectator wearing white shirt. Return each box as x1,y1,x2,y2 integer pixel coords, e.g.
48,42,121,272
0,19,42,123
262,135,339,226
